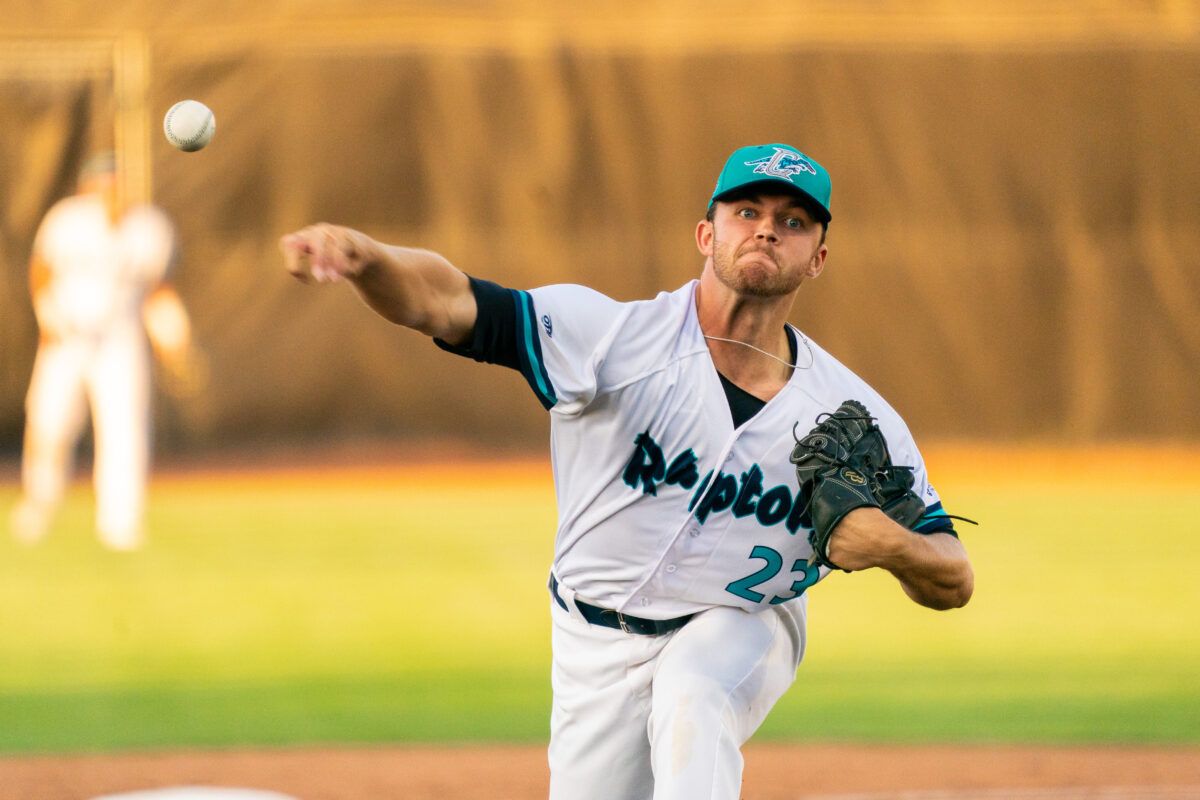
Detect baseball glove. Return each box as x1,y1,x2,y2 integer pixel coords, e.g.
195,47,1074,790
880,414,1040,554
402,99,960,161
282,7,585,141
790,400,925,571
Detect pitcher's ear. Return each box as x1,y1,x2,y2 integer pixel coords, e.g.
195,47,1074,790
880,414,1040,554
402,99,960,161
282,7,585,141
696,219,714,256
806,244,828,279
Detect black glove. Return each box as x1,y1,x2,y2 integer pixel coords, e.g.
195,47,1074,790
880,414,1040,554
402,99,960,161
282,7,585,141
790,400,925,571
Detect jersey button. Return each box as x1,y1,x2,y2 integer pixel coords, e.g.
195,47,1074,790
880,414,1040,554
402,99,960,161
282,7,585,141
688,527,700,537
640,597,650,607
665,564,677,573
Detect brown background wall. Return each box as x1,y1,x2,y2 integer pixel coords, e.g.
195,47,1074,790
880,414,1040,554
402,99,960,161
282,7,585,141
3,3,1198,452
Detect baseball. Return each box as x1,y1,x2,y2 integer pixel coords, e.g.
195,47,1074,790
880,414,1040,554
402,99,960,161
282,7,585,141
163,100,216,152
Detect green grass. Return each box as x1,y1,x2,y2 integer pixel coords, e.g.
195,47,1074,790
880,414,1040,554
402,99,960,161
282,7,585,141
768,480,1200,743
0,466,1197,753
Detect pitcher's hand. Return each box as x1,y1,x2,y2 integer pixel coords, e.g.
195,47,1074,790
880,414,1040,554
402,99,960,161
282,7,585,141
280,223,380,284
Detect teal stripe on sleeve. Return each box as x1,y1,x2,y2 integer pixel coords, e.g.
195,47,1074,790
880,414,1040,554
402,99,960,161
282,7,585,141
511,290,558,410
915,501,959,537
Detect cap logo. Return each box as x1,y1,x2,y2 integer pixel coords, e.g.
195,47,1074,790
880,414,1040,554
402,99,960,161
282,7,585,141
744,147,817,183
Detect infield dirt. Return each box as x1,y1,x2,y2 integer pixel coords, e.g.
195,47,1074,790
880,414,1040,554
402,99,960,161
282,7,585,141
1,744,1198,800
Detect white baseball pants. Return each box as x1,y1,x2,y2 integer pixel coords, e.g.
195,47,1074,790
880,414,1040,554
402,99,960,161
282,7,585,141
17,327,150,549
548,593,806,800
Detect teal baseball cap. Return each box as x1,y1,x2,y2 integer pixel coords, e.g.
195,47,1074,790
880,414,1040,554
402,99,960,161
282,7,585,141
709,143,831,223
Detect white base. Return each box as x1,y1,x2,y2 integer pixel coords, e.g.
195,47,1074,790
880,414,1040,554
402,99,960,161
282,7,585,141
90,789,298,800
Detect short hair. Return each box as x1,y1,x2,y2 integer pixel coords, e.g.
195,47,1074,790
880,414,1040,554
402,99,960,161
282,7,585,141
79,151,117,181
706,188,828,244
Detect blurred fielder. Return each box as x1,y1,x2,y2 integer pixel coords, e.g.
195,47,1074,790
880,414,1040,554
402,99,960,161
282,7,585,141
280,143,974,799
10,152,202,551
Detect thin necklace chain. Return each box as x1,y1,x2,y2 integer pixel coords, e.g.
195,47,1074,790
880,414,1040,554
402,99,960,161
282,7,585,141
703,328,815,370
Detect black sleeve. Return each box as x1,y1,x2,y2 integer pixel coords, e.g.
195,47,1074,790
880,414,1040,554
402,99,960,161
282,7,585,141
433,276,522,371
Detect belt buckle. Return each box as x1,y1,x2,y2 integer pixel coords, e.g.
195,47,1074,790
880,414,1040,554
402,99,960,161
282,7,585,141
615,611,634,634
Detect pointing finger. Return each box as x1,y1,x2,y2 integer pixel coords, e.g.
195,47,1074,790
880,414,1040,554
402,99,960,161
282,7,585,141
280,232,315,283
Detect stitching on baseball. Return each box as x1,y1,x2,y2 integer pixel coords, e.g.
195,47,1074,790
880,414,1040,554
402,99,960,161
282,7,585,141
167,104,212,147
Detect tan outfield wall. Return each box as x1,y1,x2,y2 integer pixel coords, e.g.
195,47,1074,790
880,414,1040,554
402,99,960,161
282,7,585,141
2,3,1198,450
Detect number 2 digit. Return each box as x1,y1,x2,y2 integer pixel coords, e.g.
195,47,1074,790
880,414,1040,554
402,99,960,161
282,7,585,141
725,545,782,603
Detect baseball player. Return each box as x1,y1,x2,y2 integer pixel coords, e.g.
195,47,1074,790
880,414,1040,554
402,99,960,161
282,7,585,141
280,143,974,799
9,152,198,551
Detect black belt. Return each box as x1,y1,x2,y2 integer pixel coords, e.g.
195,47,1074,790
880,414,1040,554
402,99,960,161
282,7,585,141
549,574,693,636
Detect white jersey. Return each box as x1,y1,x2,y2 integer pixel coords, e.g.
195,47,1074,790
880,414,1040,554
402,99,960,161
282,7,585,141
515,279,947,621
33,195,175,338
18,193,177,552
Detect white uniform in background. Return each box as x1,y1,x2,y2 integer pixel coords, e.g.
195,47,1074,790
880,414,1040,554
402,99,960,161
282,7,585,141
514,280,947,799
12,193,176,551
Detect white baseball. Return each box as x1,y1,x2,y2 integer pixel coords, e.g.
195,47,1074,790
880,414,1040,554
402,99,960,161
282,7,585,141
163,100,216,152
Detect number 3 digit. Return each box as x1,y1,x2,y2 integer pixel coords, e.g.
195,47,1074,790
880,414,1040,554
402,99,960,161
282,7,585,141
769,559,820,605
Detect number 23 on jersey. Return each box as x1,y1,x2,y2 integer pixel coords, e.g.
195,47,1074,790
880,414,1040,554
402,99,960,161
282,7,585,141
726,545,820,605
